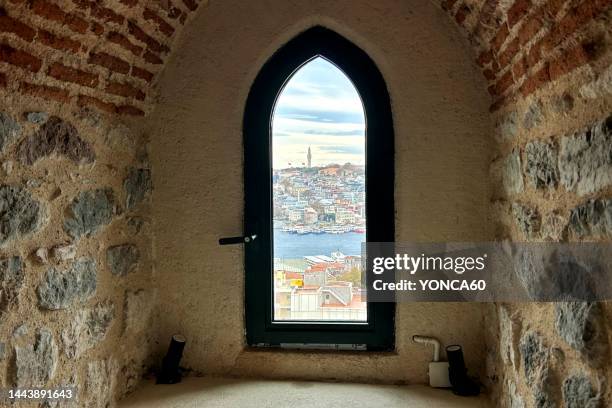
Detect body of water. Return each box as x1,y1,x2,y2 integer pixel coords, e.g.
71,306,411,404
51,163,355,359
273,228,365,258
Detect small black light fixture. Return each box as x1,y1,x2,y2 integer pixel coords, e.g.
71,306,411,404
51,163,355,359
446,344,480,396
157,334,186,384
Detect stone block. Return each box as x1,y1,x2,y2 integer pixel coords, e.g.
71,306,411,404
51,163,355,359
559,116,611,196
0,185,43,244
25,111,49,124
562,374,600,408
124,167,151,209
0,256,23,313
64,188,117,239
14,328,58,387
62,301,115,358
502,149,524,195
499,305,521,370
523,100,542,130
0,112,21,152
512,203,540,239
569,199,611,238
85,359,118,408
524,140,558,189
37,258,97,310
555,302,607,366
541,212,567,241
106,244,139,276
17,116,95,165
519,331,548,383
496,111,519,143
124,289,154,334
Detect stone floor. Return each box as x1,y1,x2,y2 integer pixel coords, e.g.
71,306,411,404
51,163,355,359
119,377,491,408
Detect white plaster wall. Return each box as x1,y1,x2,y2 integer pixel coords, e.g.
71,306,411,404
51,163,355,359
149,0,494,384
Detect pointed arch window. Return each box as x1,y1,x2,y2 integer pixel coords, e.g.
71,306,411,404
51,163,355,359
243,27,394,350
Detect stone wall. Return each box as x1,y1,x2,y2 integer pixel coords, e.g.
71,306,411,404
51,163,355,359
0,103,155,406
438,0,611,406
483,17,611,408
0,0,204,406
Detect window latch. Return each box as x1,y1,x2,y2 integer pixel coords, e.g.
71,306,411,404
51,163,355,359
218,235,257,245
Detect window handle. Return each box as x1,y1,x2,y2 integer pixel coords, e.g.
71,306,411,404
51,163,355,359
219,235,257,245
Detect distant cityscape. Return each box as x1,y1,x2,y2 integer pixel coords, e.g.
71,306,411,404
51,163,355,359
272,148,366,321
273,148,366,235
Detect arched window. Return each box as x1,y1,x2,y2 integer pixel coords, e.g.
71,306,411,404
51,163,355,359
243,26,394,350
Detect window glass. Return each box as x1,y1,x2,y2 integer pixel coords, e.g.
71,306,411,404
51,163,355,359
272,57,366,321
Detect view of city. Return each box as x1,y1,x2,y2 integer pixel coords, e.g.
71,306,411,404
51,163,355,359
272,57,367,321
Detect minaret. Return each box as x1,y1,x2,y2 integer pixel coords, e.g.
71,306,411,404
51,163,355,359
307,146,312,168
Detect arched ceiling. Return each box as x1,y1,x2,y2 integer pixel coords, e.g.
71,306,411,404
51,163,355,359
1,0,609,115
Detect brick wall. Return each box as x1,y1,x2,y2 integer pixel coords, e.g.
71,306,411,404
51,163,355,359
442,0,611,112
1,0,203,116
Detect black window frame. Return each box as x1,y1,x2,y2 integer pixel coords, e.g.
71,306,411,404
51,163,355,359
244,26,395,351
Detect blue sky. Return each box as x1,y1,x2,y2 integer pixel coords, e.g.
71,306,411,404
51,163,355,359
272,57,365,169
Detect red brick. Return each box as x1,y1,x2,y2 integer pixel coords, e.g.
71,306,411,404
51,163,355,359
518,12,543,45
512,57,528,80
166,2,182,19
108,31,143,56
498,37,519,68
128,20,170,54
0,72,6,88
117,104,145,116
442,0,459,11
477,50,493,67
20,81,70,103
131,65,154,82
491,70,514,96
37,29,81,53
143,8,175,37
71,0,88,10
507,0,532,27
543,15,576,51
483,68,496,81
491,23,509,52
77,94,116,113
48,63,99,88
0,8,36,42
30,0,88,34
526,41,541,68
182,0,198,11
542,0,567,19
541,0,610,53
90,4,125,26
90,22,104,35
89,52,130,74
455,4,470,25
143,50,162,64
132,66,154,82
0,44,41,72
548,43,592,81
105,80,145,100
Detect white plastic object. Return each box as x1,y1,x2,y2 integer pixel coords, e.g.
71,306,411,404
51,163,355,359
412,335,441,361
428,361,451,388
